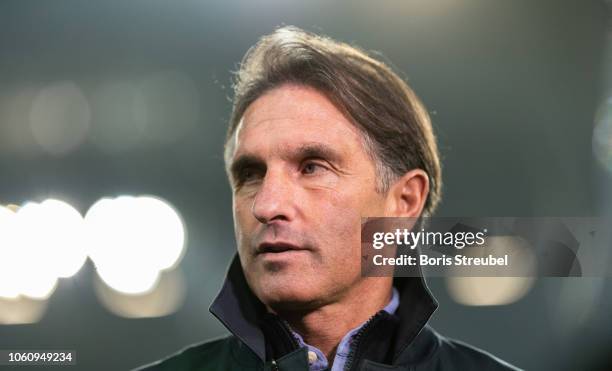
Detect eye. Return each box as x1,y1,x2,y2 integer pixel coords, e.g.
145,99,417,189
236,167,263,185
301,161,328,175
243,168,255,180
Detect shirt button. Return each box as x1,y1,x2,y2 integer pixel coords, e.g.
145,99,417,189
307,350,318,364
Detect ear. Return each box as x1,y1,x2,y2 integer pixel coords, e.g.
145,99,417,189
385,169,430,218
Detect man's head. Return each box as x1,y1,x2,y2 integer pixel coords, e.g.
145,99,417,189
224,26,442,311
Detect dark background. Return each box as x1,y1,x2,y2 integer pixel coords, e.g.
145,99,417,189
1,1,611,370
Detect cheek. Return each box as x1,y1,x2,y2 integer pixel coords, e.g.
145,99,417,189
311,190,364,254
312,185,385,257
318,181,381,221
233,198,255,248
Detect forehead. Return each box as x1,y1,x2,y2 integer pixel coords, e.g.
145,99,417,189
230,84,365,158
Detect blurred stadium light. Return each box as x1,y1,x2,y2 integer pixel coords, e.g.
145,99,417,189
89,70,201,153
445,236,537,306
85,195,186,295
0,296,48,325
0,202,61,300
1,199,86,300
0,84,42,155
0,204,21,299
0,194,187,323
446,276,534,306
29,81,91,156
90,81,147,153
94,266,187,319
25,199,88,278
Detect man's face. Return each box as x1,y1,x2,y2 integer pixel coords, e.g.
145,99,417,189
227,84,388,310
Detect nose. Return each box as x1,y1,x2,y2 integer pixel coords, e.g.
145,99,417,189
251,168,296,224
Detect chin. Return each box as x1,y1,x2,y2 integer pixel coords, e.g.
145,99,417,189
255,279,323,311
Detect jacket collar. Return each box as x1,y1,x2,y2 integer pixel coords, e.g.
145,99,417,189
209,253,438,362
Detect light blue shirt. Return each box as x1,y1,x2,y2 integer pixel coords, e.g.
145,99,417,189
289,287,400,371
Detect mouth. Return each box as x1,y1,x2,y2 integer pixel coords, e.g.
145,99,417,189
256,241,308,255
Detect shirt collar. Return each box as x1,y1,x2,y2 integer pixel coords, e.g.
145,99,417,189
288,287,401,371
209,253,437,362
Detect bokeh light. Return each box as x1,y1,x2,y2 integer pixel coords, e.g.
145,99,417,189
0,296,49,325
90,81,147,153
85,195,186,295
0,199,87,301
94,267,187,318
37,199,88,278
0,205,20,299
446,276,535,306
1,194,186,320
0,85,42,155
3,202,59,300
446,236,536,306
29,81,91,155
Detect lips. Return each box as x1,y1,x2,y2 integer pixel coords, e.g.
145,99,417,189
256,242,306,255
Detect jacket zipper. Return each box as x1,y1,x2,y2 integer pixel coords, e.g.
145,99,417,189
343,311,384,371
269,318,300,369
278,318,300,349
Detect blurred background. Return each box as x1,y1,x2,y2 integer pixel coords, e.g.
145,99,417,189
0,0,611,370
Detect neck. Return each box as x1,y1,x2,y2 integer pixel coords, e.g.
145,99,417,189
274,277,393,362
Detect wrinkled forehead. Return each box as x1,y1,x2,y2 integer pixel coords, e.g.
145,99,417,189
224,85,366,166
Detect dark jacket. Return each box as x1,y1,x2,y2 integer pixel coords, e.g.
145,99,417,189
137,255,521,371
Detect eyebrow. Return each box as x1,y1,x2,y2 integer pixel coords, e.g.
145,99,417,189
229,143,343,181
292,143,342,164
